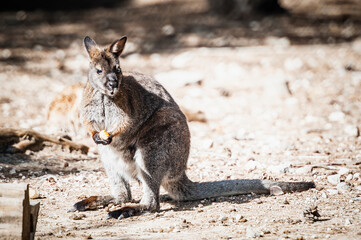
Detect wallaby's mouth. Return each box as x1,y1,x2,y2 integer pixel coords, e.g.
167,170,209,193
107,88,118,97
106,80,119,97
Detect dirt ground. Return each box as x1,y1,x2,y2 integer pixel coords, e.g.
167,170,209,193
1,0,361,239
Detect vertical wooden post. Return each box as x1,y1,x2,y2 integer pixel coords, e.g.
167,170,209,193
0,183,39,240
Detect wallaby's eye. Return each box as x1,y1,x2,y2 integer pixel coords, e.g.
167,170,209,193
116,67,121,73
96,69,102,74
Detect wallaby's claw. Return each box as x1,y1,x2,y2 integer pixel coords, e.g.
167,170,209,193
71,196,98,212
93,132,112,145
106,206,137,220
67,206,77,213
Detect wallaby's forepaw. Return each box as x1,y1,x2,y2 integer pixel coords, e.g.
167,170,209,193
93,132,112,145
106,206,139,220
69,196,98,212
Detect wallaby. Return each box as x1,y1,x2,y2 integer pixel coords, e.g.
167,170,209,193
70,36,315,219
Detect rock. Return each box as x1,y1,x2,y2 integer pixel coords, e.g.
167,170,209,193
326,189,339,195
336,182,350,192
161,24,175,36
71,214,86,220
267,163,290,174
270,186,284,196
345,174,353,182
218,215,228,222
353,172,360,180
345,219,352,226
321,192,328,198
338,167,350,176
327,174,340,185
328,111,345,123
246,227,264,238
234,215,247,223
9,168,16,174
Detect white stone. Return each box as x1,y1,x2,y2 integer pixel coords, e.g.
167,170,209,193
326,189,339,195
246,227,264,238
321,191,328,198
353,173,360,180
345,174,353,182
345,219,352,226
336,182,350,192
338,167,350,176
267,163,290,174
327,174,340,185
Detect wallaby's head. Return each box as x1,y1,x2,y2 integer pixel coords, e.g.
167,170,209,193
84,36,127,97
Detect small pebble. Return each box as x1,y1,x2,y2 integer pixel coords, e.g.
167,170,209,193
246,227,264,238
327,174,340,185
345,219,352,226
337,182,350,192
326,189,339,195
218,215,228,222
71,214,86,220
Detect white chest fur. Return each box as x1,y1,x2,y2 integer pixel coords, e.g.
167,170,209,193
98,145,138,182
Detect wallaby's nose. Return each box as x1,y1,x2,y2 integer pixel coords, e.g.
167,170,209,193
106,73,118,89
107,80,118,89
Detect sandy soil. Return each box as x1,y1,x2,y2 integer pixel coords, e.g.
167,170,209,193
0,0,361,239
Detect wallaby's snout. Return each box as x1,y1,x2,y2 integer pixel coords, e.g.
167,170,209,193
106,73,119,95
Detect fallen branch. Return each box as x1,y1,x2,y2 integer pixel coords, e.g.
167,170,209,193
0,128,88,154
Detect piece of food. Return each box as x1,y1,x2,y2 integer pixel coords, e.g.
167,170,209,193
99,130,110,140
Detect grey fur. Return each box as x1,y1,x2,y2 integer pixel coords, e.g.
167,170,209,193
78,36,315,214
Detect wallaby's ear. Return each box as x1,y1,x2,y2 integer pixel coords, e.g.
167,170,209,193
108,36,127,57
84,36,98,57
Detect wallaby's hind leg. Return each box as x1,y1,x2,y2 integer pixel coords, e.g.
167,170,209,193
107,149,163,219
107,170,161,219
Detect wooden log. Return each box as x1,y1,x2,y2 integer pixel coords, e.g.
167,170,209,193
0,127,89,154
0,183,40,240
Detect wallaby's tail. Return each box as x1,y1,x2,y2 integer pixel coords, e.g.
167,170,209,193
163,174,315,201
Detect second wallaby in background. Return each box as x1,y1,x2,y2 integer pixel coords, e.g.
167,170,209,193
70,36,315,219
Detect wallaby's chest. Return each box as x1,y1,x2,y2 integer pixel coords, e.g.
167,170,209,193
91,94,126,131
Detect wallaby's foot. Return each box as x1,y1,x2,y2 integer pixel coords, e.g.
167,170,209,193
106,204,147,220
69,195,114,212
